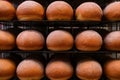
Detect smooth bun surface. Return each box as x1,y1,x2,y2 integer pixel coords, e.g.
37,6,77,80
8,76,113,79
0,59,16,80
104,31,120,51
75,2,103,21
46,30,74,51
46,1,73,20
104,60,120,80
0,0,15,20
16,30,44,51
16,59,44,80
104,1,120,21
16,1,44,21
75,30,103,51
46,60,73,80
76,60,102,80
0,30,15,50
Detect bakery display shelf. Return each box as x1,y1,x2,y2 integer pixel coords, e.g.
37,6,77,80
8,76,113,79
0,20,120,27
0,50,118,54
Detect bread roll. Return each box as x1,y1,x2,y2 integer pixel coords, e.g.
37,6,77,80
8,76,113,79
0,30,15,50
0,0,15,20
16,59,44,80
103,1,120,21
75,30,103,51
0,59,16,80
16,30,44,51
75,2,103,21
46,30,74,51
16,1,44,21
46,1,73,20
104,60,120,80
46,57,73,80
76,60,102,80
104,31,120,51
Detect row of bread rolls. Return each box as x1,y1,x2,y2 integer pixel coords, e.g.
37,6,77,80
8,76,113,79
0,54,120,80
1,0,120,21
1,29,120,51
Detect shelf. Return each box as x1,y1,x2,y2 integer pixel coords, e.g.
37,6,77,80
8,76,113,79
0,50,119,54
0,20,120,27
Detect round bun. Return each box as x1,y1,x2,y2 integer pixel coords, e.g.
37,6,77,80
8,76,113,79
104,60,120,80
0,30,15,50
16,59,44,80
75,30,103,51
46,1,73,20
76,60,102,80
46,30,74,51
104,31,120,51
75,2,103,21
16,1,44,21
46,59,73,80
16,30,44,50
103,1,120,21
0,0,15,20
0,59,16,80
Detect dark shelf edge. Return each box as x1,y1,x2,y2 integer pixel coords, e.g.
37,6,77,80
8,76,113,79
0,20,120,27
0,50,119,54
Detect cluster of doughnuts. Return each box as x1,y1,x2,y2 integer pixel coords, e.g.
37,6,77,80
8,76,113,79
1,29,120,51
1,54,120,80
1,0,120,21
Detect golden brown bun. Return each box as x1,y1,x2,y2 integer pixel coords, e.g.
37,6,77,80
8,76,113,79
75,30,102,51
103,1,120,21
46,1,73,20
46,30,74,51
16,30,44,51
0,30,15,50
75,2,103,21
104,60,120,80
16,59,44,80
0,0,15,20
16,1,44,21
104,31,120,51
46,59,73,80
76,60,102,80
0,59,16,80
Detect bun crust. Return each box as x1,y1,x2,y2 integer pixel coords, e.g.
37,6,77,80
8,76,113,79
0,0,15,20
76,60,102,80
17,59,44,80
16,1,44,21
16,30,44,50
75,2,103,21
75,30,102,51
46,30,74,51
104,2,120,21
0,30,15,50
0,59,16,80
104,31,120,51
46,1,73,20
